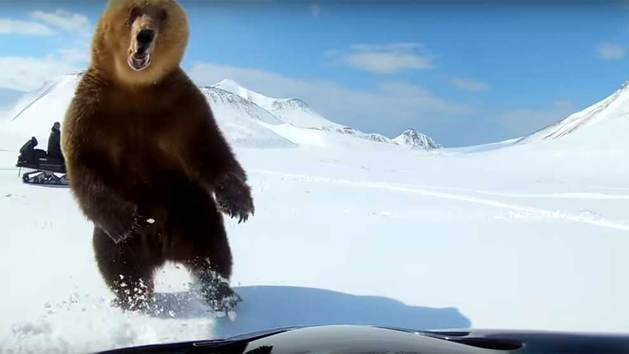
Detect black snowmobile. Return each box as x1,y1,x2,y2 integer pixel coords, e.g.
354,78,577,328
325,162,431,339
16,136,68,186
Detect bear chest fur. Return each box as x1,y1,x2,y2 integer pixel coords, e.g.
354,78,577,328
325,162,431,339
92,92,189,200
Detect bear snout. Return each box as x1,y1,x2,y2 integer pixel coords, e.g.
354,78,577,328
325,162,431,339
136,29,155,50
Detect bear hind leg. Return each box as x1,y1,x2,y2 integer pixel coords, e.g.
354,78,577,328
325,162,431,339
184,256,241,312
93,227,159,311
168,198,239,311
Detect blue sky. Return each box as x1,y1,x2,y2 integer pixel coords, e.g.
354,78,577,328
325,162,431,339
1,1,629,146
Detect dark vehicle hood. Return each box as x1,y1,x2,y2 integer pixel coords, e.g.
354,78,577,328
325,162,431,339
96,325,629,354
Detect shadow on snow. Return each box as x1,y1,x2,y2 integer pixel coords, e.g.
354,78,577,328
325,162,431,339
151,285,471,338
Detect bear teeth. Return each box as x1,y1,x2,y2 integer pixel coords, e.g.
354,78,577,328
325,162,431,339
128,54,151,71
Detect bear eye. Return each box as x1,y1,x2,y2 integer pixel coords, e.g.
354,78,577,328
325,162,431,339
128,7,141,25
159,9,168,24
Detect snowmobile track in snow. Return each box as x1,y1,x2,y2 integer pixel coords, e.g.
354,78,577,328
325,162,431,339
253,169,629,232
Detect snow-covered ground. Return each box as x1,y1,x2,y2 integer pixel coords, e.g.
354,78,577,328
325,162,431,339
1,77,629,353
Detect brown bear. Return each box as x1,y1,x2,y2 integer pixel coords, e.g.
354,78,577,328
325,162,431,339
62,0,254,311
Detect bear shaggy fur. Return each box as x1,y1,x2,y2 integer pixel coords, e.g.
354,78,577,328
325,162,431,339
62,0,254,310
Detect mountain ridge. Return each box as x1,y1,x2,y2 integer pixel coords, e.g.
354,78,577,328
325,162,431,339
3,73,441,150
519,81,629,145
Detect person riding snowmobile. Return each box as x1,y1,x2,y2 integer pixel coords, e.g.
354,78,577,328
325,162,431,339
47,122,63,162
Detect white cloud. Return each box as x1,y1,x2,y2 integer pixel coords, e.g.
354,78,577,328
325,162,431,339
0,9,92,91
0,50,87,91
0,18,54,36
0,9,90,37
451,78,490,93
596,42,626,61
330,43,433,74
30,9,90,33
188,62,472,134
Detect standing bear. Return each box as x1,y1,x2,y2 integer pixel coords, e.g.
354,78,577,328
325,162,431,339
62,0,254,311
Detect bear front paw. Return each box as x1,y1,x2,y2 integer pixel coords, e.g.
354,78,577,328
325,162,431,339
215,174,255,223
102,214,142,243
101,209,163,244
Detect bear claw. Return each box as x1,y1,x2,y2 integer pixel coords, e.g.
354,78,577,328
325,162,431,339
215,173,254,223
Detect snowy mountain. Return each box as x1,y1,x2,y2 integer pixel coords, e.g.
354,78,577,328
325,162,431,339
393,129,441,150
2,74,294,149
4,73,81,143
202,86,283,125
211,79,445,149
2,74,440,152
519,81,629,146
214,79,343,130
199,87,294,148
0,87,24,121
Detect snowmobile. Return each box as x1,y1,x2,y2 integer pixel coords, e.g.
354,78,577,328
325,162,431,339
16,137,68,186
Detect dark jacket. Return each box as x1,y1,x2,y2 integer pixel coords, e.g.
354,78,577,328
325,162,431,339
47,127,63,160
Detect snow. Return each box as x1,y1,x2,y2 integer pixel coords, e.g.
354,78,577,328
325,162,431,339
214,79,343,130
199,87,294,149
0,87,24,121
2,76,629,353
202,86,284,126
3,73,80,145
520,81,629,144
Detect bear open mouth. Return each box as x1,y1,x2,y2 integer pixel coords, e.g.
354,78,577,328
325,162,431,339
128,53,151,71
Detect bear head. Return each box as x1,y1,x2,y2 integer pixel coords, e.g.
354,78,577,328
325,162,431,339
92,0,189,86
